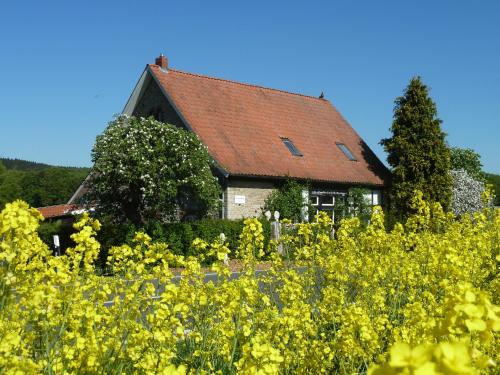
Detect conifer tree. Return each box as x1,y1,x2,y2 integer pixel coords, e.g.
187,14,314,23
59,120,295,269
381,77,452,219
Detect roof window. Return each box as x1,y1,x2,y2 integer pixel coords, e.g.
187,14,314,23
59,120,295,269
336,143,357,161
281,138,303,157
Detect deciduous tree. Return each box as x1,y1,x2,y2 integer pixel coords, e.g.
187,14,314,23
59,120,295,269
450,147,484,181
87,115,221,225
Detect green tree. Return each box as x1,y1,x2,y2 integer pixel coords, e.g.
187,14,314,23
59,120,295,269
0,169,24,208
0,159,88,208
21,168,88,207
263,179,306,222
381,77,452,220
485,173,500,206
87,115,221,225
450,147,484,181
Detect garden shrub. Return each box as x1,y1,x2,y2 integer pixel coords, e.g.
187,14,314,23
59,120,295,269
87,115,221,224
451,169,487,217
264,179,307,222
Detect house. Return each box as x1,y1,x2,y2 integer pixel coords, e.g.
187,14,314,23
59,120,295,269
71,55,390,220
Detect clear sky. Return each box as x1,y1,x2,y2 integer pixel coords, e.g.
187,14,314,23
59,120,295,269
1,0,499,173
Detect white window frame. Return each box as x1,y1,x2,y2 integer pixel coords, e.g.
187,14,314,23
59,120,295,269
319,195,335,207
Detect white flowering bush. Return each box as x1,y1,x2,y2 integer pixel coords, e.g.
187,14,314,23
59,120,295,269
87,115,220,224
451,169,486,217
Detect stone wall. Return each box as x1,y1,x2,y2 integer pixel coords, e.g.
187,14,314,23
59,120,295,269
224,179,275,220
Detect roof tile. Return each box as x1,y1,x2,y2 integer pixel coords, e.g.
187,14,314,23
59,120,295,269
37,204,79,219
149,64,390,186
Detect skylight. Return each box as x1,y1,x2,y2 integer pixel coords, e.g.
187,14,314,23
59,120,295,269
281,138,303,157
337,143,357,161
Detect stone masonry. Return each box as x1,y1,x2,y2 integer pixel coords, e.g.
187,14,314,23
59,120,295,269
224,179,275,220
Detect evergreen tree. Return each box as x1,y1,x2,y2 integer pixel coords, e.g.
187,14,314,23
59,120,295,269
381,77,452,219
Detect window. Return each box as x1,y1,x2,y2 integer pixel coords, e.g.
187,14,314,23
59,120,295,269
319,196,334,206
336,143,357,161
282,138,303,156
360,190,382,206
309,193,337,220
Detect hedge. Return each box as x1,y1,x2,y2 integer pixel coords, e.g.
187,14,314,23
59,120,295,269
97,217,272,267
38,216,272,268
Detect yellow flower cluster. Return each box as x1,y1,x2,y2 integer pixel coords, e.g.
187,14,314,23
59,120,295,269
237,218,265,264
369,341,477,375
0,194,498,374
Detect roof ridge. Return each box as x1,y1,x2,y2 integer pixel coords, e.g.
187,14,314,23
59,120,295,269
149,64,327,101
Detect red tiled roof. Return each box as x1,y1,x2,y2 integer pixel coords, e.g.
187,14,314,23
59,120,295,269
148,64,390,186
37,204,79,219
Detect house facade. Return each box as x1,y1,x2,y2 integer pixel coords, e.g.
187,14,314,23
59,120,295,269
71,55,390,220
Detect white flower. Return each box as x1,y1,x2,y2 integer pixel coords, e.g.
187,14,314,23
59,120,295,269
451,169,485,216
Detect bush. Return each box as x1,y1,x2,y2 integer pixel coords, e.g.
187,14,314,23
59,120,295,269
450,169,486,217
333,187,372,224
264,179,306,222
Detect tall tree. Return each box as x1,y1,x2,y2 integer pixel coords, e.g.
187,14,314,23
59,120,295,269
450,147,484,181
381,77,452,219
87,115,221,225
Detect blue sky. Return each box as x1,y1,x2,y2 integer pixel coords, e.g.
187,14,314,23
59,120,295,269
1,0,499,173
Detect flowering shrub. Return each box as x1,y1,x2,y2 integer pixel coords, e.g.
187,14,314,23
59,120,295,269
1,195,499,374
451,169,488,217
87,115,221,224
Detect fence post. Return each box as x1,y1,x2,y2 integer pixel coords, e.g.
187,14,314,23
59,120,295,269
53,235,61,257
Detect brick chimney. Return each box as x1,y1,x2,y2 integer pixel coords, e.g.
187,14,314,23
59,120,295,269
155,54,168,69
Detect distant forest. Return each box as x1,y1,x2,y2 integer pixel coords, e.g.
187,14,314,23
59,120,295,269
0,158,89,209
